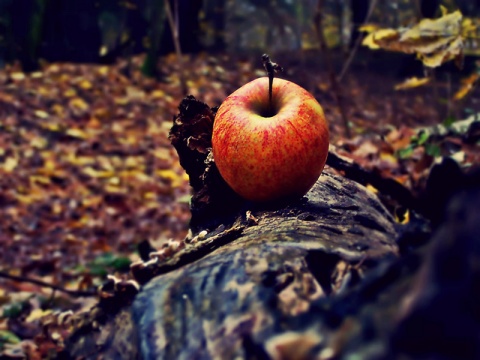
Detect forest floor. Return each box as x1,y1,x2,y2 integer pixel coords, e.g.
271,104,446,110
0,51,479,357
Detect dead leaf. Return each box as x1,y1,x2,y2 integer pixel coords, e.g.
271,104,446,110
395,77,431,90
453,72,479,100
362,10,466,68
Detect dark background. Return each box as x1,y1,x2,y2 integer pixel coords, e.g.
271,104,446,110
1,0,479,73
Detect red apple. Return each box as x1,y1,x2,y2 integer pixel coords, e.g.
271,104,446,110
212,77,329,202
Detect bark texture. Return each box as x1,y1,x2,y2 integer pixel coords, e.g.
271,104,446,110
65,96,480,360
130,170,399,359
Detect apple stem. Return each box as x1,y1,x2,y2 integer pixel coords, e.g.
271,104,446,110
262,54,284,116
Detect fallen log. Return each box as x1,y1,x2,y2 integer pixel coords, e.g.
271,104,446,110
65,97,480,360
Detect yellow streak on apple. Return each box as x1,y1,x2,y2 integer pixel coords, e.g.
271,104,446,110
212,77,329,202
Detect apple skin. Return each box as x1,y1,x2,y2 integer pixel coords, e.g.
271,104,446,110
212,77,329,202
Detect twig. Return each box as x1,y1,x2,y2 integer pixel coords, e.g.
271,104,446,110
314,0,351,138
338,0,378,82
0,271,97,297
446,72,452,120
165,0,188,95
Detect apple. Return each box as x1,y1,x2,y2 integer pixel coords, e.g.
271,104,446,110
212,77,329,202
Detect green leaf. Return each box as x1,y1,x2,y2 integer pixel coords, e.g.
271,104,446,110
177,194,192,204
0,330,21,345
110,256,131,271
87,253,131,276
2,303,23,318
397,146,414,159
417,130,430,145
443,115,456,127
425,143,442,157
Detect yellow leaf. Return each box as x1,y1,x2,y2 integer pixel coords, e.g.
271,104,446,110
64,88,77,97
419,36,463,68
362,29,399,50
126,86,145,100
79,79,93,90
24,149,34,158
156,169,185,187
394,77,431,90
37,86,50,96
66,128,88,139
10,72,25,81
358,24,380,33
111,121,124,133
143,191,157,200
31,71,43,79
114,97,129,105
151,89,166,99
42,122,60,131
105,184,125,193
403,11,462,40
26,309,52,323
125,156,143,169
395,208,410,224
362,10,464,68
156,169,178,181
97,156,114,171
30,175,51,185
44,158,57,171
118,135,137,145
134,172,151,182
454,72,479,100
82,196,103,207
82,167,115,179
152,148,171,160
34,110,49,119
379,152,398,166
439,5,448,16
99,45,108,57
461,17,479,39
69,97,89,111
52,202,62,214
108,176,121,185
67,154,94,166
97,66,109,76
51,104,66,117
3,157,18,172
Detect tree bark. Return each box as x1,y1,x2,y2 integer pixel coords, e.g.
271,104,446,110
65,97,480,360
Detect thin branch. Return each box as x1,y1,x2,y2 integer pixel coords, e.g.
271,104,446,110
0,271,97,297
338,0,378,82
165,0,187,94
314,0,351,138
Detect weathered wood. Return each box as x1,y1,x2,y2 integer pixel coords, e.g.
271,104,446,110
65,169,401,360
126,169,399,359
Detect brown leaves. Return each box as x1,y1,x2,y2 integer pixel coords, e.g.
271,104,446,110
0,57,200,357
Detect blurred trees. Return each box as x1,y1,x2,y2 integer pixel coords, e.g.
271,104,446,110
0,0,478,72
0,0,203,72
